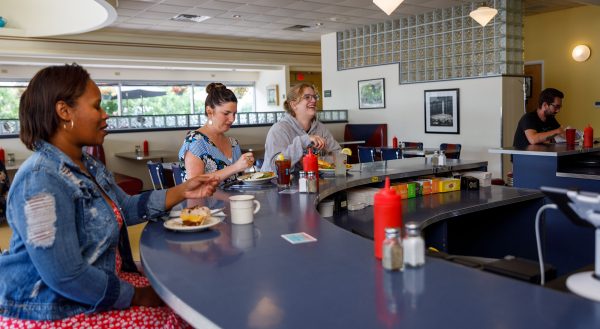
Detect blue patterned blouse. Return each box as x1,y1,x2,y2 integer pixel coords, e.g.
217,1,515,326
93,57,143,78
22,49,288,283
178,130,242,184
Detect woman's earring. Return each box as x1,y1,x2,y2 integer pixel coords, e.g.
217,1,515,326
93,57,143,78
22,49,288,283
207,119,213,126
70,120,74,130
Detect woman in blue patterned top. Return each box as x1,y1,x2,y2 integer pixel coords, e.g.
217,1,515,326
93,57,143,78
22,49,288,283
178,83,254,184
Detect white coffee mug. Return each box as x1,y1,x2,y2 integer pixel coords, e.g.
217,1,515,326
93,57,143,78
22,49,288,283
229,195,261,225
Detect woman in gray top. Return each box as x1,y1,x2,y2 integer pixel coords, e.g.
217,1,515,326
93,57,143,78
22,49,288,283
261,83,340,172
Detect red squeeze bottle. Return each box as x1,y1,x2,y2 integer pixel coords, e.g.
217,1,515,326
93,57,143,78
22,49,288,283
303,148,319,189
584,124,594,148
373,177,402,259
0,147,4,163
392,136,398,148
143,140,149,155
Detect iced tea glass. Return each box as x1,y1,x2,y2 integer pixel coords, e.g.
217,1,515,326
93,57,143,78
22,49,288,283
275,159,291,188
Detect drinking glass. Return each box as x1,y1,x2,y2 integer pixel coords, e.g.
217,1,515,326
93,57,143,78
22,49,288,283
275,159,291,188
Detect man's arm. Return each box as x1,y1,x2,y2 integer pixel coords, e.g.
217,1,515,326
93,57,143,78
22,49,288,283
524,126,564,144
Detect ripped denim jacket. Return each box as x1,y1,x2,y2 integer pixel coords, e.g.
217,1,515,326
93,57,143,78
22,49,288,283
0,141,167,320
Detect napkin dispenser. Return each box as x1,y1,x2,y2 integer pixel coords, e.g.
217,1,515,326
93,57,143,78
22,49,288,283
461,176,479,190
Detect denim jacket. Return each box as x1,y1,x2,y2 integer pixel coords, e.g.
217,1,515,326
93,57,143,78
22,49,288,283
0,141,167,320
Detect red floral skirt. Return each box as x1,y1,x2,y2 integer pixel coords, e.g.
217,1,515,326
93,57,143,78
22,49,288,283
0,272,192,329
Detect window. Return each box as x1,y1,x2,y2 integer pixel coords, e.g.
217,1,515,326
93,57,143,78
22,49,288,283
0,82,28,119
193,84,255,114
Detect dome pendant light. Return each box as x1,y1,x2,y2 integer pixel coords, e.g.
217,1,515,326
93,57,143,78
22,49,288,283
373,0,405,16
469,6,498,26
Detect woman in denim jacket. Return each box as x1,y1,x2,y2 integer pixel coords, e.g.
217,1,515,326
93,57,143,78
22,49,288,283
0,64,218,328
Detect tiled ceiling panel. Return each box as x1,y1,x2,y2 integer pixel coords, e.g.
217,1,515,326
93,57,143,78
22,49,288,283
107,0,598,42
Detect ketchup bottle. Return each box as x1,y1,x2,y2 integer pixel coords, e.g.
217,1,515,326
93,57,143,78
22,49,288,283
392,136,398,148
584,124,594,148
373,177,402,259
143,140,149,155
302,148,319,189
0,147,4,163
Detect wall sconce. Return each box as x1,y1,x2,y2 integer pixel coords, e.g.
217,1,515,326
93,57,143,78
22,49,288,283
373,0,405,16
469,6,498,26
572,45,591,62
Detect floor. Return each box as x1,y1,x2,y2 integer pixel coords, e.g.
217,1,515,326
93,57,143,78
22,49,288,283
0,221,146,262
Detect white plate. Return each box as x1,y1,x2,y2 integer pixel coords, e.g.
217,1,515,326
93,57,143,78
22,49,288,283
164,216,224,232
238,172,275,185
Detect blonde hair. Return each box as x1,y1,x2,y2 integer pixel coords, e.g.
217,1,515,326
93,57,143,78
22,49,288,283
283,83,317,117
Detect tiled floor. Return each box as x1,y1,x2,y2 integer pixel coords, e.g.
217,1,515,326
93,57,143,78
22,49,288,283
0,221,145,262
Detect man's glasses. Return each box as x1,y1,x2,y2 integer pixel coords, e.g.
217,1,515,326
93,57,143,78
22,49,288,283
550,103,562,110
300,94,320,102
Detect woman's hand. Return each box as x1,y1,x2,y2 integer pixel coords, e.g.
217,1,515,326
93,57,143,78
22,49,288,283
234,152,255,172
181,175,219,199
131,286,164,307
309,135,326,150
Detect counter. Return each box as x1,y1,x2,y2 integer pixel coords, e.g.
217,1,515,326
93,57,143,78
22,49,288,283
490,144,600,274
140,158,600,328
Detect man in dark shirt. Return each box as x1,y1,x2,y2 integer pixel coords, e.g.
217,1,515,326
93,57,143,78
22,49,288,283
513,88,565,148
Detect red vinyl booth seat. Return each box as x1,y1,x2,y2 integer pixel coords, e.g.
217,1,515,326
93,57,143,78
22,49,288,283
85,145,143,195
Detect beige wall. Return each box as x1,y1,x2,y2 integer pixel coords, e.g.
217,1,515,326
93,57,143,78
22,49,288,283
524,6,600,130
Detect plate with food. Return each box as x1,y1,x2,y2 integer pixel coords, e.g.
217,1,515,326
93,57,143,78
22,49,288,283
237,171,276,185
169,207,225,218
164,206,224,232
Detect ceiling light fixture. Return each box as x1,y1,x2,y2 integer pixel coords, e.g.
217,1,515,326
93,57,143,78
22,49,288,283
469,6,498,26
372,0,405,16
572,45,591,62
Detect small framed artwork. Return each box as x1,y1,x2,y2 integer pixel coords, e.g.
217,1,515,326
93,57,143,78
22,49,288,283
424,88,460,134
358,78,385,109
524,76,532,99
266,84,279,106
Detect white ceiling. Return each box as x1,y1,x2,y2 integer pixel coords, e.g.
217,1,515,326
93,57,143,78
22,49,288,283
105,0,600,42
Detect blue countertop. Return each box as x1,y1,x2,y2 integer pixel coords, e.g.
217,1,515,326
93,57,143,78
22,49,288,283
140,158,600,328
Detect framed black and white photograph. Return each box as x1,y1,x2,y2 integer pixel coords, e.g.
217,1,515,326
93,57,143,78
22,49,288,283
424,88,460,134
266,84,279,106
358,78,385,109
525,76,532,99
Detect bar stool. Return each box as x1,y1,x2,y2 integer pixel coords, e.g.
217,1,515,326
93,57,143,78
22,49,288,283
379,147,402,160
357,146,376,163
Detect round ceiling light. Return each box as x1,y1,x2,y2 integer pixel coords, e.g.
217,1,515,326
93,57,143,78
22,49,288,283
572,45,591,62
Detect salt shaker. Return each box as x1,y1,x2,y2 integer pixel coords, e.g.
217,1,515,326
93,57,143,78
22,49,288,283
382,227,404,271
298,171,308,193
438,150,446,166
431,150,439,166
403,222,425,267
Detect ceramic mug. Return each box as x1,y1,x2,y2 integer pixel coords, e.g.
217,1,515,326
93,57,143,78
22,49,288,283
229,195,261,225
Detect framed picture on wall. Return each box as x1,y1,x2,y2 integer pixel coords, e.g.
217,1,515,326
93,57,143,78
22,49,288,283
424,88,460,134
525,76,532,99
358,78,385,109
266,85,279,106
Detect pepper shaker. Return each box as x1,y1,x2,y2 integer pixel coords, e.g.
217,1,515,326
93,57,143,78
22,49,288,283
382,227,404,271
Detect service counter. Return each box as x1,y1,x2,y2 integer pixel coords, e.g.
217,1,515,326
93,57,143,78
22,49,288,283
490,143,600,274
140,157,599,328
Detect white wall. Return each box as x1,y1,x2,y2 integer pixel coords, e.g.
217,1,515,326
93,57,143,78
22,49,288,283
321,32,507,178
256,68,287,112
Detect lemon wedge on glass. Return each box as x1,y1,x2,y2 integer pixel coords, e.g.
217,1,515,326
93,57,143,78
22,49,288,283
340,148,352,156
276,153,285,161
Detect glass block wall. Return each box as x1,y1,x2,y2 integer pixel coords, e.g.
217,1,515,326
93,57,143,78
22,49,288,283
336,0,523,83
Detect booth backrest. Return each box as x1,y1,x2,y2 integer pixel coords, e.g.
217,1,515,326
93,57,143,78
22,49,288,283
344,124,387,163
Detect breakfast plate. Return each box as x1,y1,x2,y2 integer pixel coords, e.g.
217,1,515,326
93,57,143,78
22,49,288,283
170,207,225,218
164,216,224,232
237,172,276,185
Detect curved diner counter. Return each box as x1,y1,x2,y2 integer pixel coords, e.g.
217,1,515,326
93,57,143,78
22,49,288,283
490,143,600,274
140,158,600,328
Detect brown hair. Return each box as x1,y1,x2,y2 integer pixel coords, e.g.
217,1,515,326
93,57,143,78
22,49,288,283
283,83,317,116
19,63,90,150
205,82,237,115
538,88,564,108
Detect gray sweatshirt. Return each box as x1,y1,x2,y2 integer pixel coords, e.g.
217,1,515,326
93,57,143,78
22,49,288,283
261,113,341,172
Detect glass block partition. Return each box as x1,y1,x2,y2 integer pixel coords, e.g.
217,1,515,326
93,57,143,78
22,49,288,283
0,110,348,137
336,0,523,83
